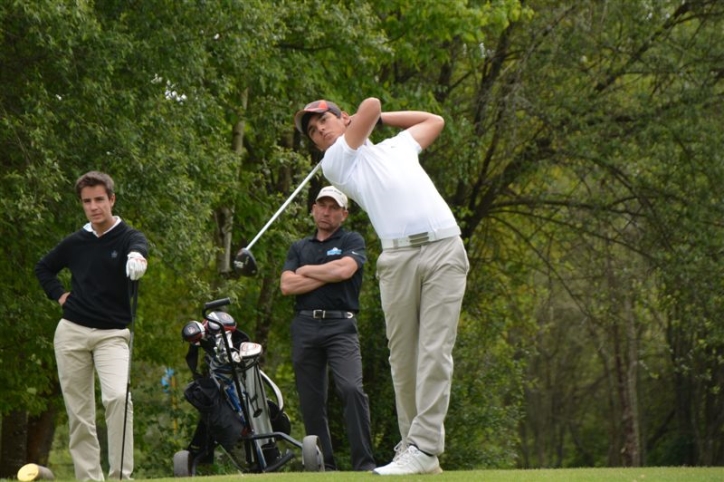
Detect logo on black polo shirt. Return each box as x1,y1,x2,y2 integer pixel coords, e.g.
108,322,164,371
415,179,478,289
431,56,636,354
327,247,342,256
111,250,118,258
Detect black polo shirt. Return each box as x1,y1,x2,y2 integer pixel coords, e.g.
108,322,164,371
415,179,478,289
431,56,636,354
282,227,366,312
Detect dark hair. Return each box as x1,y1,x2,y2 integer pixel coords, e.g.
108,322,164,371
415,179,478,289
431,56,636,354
75,171,115,199
301,110,342,138
295,100,343,137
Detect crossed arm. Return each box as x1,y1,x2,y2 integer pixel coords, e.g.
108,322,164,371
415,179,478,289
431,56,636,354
280,256,359,296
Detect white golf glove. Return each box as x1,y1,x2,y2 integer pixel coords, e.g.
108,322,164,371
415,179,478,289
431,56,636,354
126,251,147,281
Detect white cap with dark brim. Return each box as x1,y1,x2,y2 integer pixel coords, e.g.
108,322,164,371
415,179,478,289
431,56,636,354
316,186,348,209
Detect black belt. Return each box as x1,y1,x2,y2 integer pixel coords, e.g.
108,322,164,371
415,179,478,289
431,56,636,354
298,310,355,319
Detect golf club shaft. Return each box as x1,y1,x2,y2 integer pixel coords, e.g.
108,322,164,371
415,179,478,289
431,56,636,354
245,162,322,251
120,280,139,480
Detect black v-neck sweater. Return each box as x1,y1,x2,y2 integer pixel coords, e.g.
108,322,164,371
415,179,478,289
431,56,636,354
35,221,148,330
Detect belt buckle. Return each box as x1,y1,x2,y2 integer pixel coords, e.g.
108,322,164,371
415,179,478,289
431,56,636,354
408,232,431,247
313,310,325,319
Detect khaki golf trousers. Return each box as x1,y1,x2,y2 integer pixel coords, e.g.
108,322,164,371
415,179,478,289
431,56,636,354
376,235,469,455
54,319,133,481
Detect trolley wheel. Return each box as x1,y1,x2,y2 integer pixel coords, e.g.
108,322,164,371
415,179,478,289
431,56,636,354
301,435,324,472
173,450,192,477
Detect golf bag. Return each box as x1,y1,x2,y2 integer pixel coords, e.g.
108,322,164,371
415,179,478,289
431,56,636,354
173,298,322,476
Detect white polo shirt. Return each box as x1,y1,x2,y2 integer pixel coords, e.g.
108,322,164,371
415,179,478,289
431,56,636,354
321,130,458,239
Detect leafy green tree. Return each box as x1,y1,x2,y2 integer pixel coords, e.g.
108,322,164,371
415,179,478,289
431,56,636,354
0,0,282,475
495,0,724,467
4,0,724,476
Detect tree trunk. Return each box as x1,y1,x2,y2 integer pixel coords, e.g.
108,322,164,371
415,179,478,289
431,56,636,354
215,206,234,275
27,404,60,467
0,410,28,478
668,308,698,466
617,294,641,466
612,299,639,467
216,87,248,276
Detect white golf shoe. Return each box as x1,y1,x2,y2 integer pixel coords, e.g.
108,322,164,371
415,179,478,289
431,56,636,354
372,445,443,475
392,441,408,461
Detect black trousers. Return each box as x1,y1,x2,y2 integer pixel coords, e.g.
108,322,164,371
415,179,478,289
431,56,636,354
291,313,375,471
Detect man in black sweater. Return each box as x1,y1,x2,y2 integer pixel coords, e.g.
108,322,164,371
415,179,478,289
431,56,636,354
35,171,148,481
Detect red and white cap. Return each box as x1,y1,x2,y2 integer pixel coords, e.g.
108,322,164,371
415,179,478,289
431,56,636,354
294,99,342,136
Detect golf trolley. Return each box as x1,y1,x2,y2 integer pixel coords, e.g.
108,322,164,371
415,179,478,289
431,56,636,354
173,297,323,475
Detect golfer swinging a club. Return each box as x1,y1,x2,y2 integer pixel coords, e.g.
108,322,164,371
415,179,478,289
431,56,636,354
35,171,148,481
294,98,469,475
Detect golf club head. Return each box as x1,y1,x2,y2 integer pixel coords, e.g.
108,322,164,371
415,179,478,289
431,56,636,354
234,248,258,277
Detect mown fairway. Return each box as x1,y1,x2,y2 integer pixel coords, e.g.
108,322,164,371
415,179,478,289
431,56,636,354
122,467,724,482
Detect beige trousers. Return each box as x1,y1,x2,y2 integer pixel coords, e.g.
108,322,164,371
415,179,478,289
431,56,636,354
376,236,469,455
54,319,133,481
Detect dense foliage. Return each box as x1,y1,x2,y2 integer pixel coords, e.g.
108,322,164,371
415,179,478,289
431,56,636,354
1,0,723,477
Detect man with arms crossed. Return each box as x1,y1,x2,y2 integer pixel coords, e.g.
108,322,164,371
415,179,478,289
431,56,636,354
280,186,376,472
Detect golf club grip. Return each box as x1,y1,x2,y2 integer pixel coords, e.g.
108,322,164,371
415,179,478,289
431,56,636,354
204,297,231,310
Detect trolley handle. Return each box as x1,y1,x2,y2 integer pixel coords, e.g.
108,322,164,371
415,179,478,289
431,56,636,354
203,297,231,315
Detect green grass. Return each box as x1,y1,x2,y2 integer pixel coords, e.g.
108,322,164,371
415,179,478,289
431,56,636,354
34,467,716,482
244,467,721,482
201,467,724,482
7,465,724,482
